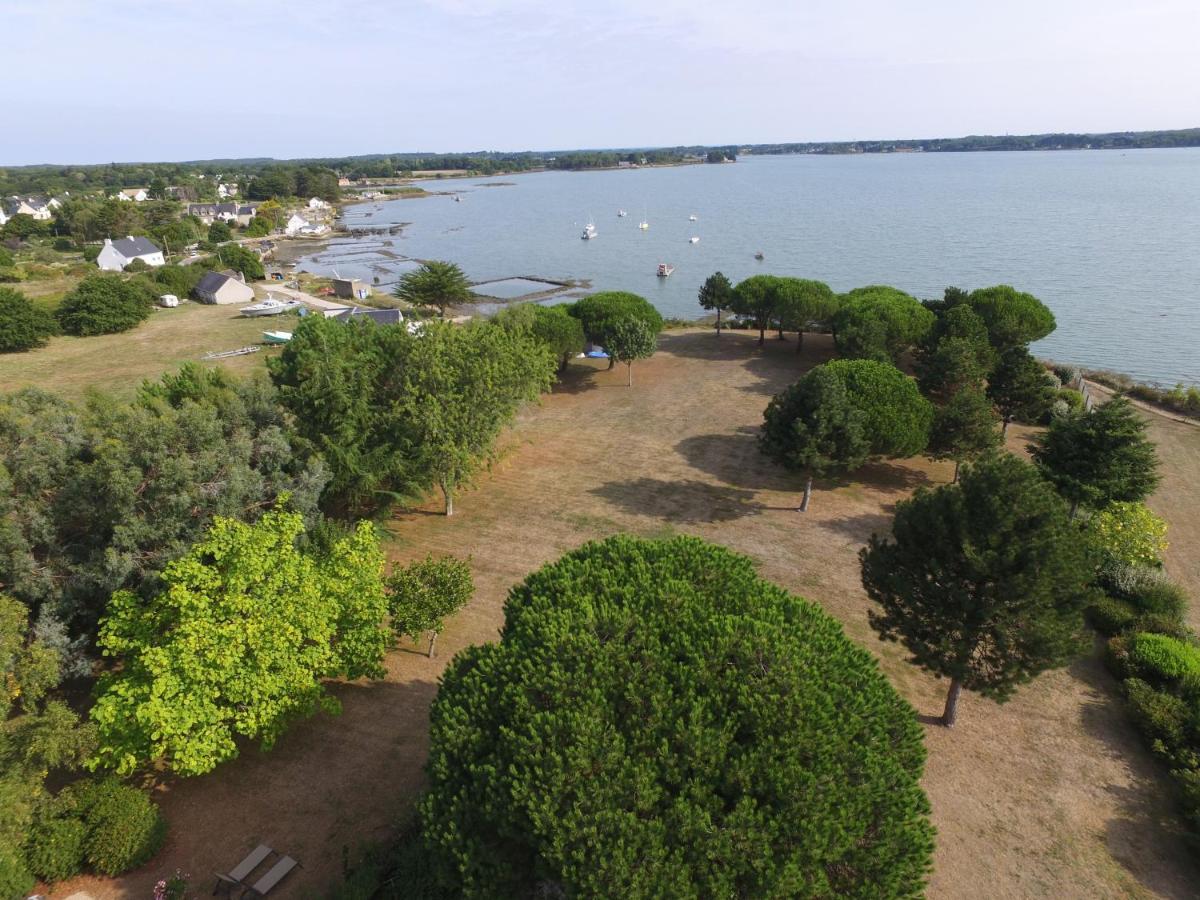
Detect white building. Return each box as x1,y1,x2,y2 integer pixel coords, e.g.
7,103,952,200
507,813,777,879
114,188,149,202
217,182,238,198
96,236,165,271
308,197,331,210
2,196,55,221
194,270,255,305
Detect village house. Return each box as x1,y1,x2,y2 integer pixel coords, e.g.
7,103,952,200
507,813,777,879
114,188,150,202
337,177,352,187
96,236,165,271
187,202,256,226
308,197,332,210
2,196,56,222
332,278,372,301
217,182,238,198
284,213,328,236
194,270,255,305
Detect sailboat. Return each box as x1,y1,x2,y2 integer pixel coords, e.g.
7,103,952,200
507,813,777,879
581,216,597,239
617,209,627,217
638,206,649,230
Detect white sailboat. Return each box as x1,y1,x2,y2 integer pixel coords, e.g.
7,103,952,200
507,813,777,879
617,209,627,217
581,219,597,240
638,206,649,230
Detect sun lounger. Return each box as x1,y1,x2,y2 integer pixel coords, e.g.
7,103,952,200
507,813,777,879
212,844,273,895
240,855,299,897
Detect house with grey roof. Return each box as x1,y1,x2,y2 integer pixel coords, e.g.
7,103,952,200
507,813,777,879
194,270,255,305
331,307,406,326
96,236,165,271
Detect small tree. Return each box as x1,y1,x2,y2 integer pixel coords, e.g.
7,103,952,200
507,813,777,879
823,358,933,458
927,386,1001,482
0,287,57,352
697,271,734,335
730,274,782,345
1031,396,1160,517
387,555,474,658
986,346,1055,436
393,260,474,317
862,453,1093,726
916,305,995,400
421,535,935,897
207,220,232,243
760,367,869,511
501,304,585,374
213,243,263,280
606,317,657,385
88,507,390,776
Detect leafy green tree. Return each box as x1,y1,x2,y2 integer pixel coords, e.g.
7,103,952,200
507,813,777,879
244,215,272,237
422,535,935,897
387,555,474,657
147,177,167,200
697,271,734,335
927,386,1001,482
213,242,263,280
569,291,664,368
916,305,995,400
775,277,837,351
823,359,934,458
495,303,585,374
2,213,48,240
89,507,389,776
986,346,1055,435
606,317,657,386
967,284,1056,349
207,219,232,243
0,286,57,352
55,273,155,336
730,274,783,345
393,260,474,317
862,453,1093,726
1031,396,1160,517
0,596,94,891
760,367,869,511
832,286,936,363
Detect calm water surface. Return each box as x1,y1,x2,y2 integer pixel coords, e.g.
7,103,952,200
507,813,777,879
303,150,1200,385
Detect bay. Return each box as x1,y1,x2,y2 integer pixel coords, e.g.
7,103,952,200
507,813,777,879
300,150,1200,386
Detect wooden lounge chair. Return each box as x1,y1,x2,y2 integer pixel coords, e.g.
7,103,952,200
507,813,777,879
212,844,273,895
240,855,299,897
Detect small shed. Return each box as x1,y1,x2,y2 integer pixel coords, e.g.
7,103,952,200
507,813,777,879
332,278,372,301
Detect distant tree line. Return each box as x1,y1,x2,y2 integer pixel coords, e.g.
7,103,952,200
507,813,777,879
744,127,1200,156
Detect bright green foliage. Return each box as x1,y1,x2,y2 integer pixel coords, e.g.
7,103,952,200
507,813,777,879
25,815,87,882
150,263,209,299
207,220,232,243
244,215,272,237
927,386,1001,479
0,595,93,890
760,366,870,509
966,284,1056,348
89,507,389,776
496,304,586,373
916,305,995,399
0,370,327,638
863,454,1092,713
1126,633,1200,684
213,243,264,280
774,277,837,346
387,555,474,657
987,346,1055,429
0,286,57,352
271,316,553,515
1084,502,1168,569
393,260,474,316
697,271,734,333
606,317,657,385
1123,678,1189,748
569,291,664,347
422,535,935,898
1032,396,1160,513
55,273,155,336
822,359,933,458
75,779,167,875
832,286,935,362
729,274,787,345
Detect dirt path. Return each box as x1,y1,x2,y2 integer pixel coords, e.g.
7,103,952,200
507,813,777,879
60,331,1200,899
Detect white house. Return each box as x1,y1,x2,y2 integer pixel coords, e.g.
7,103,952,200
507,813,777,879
96,236,165,271
284,213,311,236
217,182,238,198
194,270,255,305
114,188,149,202
308,197,331,210
3,196,55,221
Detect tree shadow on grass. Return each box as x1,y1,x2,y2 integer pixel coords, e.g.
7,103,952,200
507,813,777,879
552,366,601,394
657,330,834,397
853,460,934,496
674,429,800,492
590,477,765,524
816,510,896,544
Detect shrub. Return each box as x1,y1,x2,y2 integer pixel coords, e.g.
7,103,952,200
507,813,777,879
79,780,167,876
1053,364,1081,385
1127,632,1200,685
1127,578,1189,620
55,273,155,336
0,285,58,351
1131,613,1193,642
1124,678,1188,749
53,237,75,252
1086,502,1168,570
0,849,33,900
1087,596,1137,636
25,816,87,882
1055,388,1085,414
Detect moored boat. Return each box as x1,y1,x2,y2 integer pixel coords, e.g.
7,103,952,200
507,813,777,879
261,330,292,344
581,220,597,239
657,263,675,277
689,236,700,244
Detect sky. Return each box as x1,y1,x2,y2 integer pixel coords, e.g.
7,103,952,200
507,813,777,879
3,0,1199,165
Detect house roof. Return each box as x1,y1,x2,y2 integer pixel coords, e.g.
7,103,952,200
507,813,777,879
195,271,236,294
333,308,404,326
111,236,161,257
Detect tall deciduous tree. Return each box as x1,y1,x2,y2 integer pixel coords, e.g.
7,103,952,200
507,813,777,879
832,285,935,363
927,386,1001,482
393,260,474,317
986,346,1055,435
697,271,734,335
760,366,869,511
862,453,1092,726
422,535,935,897
606,317,657,385
495,303,585,375
1031,395,1160,518
89,507,389,777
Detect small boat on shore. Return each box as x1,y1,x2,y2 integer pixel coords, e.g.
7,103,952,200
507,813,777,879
689,236,700,244
261,330,292,345
657,263,675,277
240,297,302,318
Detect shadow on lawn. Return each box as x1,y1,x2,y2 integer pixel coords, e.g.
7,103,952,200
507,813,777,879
815,510,895,544
590,477,764,524
657,330,830,396
675,429,797,492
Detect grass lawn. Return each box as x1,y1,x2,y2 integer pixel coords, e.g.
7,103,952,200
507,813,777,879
0,301,283,399
55,330,1200,900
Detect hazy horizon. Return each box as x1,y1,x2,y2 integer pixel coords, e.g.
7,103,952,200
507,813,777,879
5,0,1199,166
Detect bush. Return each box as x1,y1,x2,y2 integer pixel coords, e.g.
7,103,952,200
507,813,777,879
1131,613,1193,641
25,816,87,882
1053,364,1081,385
1086,502,1168,570
1124,678,1188,749
56,273,155,336
78,780,167,875
1128,578,1189,620
0,285,58,351
53,237,75,252
387,555,473,657
1127,632,1200,685
0,849,33,900
1087,596,1137,636
1055,388,1085,414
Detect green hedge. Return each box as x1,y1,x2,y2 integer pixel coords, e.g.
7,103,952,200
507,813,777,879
25,817,87,883
1127,633,1200,684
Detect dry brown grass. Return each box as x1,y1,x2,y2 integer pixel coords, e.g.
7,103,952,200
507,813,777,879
55,330,1200,899
0,302,278,399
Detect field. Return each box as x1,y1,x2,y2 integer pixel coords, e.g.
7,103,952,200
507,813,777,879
54,330,1200,899
0,301,278,399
